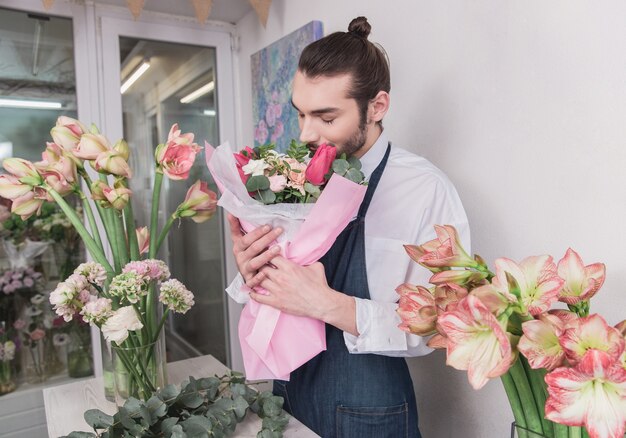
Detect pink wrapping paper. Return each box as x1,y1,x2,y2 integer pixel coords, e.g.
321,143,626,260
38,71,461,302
206,142,367,380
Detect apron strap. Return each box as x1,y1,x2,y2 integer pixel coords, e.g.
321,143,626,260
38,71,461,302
356,143,391,219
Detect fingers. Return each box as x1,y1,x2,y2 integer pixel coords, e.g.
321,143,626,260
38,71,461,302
242,227,282,257
227,214,243,240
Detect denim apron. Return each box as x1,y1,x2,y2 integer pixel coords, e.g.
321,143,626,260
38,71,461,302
273,144,421,438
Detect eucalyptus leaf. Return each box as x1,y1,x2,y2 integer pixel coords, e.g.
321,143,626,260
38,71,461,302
180,391,204,409
345,168,365,183
332,159,349,175
261,399,282,417
84,409,114,429
347,155,362,170
303,183,320,197
63,432,97,438
159,384,181,402
246,175,270,192
161,417,179,435
233,395,249,420
147,395,168,420
181,415,213,435
170,424,187,438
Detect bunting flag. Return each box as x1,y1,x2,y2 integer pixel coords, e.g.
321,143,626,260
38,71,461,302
42,0,54,10
191,0,213,24
249,0,271,27
126,0,145,20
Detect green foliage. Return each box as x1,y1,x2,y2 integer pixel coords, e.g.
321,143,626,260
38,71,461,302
61,373,288,438
285,139,310,161
331,154,366,184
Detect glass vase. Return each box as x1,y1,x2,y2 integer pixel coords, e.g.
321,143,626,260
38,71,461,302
22,339,49,384
67,343,93,378
0,361,17,395
110,332,167,405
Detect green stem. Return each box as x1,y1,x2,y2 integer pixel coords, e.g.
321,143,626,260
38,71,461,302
149,171,164,259
151,308,169,345
112,210,129,267
155,215,176,254
568,427,583,438
47,188,114,275
509,357,544,436
501,371,528,438
113,346,154,396
80,192,104,255
124,201,140,261
553,424,571,438
521,357,553,438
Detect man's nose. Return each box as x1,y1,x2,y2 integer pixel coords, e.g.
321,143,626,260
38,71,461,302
299,117,319,144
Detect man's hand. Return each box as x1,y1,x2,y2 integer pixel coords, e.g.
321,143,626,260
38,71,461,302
227,214,283,289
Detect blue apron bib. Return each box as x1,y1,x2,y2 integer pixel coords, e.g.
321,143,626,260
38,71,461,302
273,144,421,438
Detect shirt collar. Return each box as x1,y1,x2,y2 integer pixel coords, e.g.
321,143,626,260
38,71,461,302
359,130,389,179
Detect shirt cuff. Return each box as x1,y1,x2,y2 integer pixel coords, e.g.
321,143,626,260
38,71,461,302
343,297,434,357
225,274,251,304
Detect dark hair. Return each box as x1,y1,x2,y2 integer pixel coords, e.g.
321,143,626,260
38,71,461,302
298,17,390,125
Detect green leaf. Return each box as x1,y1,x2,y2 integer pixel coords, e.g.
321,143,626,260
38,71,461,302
262,414,289,431
161,417,179,435
84,409,114,429
255,189,276,204
260,398,282,417
303,183,321,197
344,168,365,183
246,175,271,192
170,424,187,438
181,415,213,435
180,391,204,409
196,377,220,400
233,395,249,420
63,432,97,438
147,395,168,420
347,155,362,170
332,159,349,175
159,384,181,402
122,397,143,416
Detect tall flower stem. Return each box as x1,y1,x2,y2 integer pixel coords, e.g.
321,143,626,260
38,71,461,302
508,357,544,436
112,210,129,267
124,202,140,261
521,357,553,437
147,171,164,337
79,192,104,254
501,371,529,438
47,188,114,276
156,215,176,254
98,174,121,273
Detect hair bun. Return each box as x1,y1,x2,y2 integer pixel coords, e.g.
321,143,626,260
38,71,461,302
348,16,371,39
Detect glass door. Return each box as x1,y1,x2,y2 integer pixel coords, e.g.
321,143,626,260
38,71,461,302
99,16,236,365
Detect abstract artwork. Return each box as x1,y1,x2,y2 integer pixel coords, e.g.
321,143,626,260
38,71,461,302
251,21,323,152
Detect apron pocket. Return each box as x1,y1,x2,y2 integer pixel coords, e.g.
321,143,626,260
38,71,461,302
336,402,408,438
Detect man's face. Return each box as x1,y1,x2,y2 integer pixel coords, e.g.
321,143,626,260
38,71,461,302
291,71,369,157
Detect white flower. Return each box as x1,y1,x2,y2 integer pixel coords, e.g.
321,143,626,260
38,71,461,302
30,293,46,305
2,341,15,361
101,306,143,345
74,262,107,287
242,159,269,176
24,305,42,317
53,333,70,347
159,279,195,314
81,298,113,326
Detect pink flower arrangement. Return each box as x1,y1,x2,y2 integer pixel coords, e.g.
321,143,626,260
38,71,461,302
235,140,363,204
397,226,625,438
0,268,43,295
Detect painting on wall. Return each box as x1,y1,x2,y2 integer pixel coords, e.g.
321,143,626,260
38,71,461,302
251,21,323,152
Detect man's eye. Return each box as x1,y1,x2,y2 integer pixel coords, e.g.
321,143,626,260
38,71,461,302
298,113,305,119
322,119,334,125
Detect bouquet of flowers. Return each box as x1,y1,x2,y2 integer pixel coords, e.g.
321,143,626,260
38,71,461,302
396,225,626,438
0,267,44,328
207,140,367,380
14,293,54,382
0,322,17,395
0,116,217,401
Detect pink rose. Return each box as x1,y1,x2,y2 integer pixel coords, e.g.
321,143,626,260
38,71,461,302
30,328,46,341
285,158,307,185
268,174,287,193
305,143,337,185
13,319,26,330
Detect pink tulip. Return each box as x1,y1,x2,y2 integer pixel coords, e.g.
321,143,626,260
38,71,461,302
73,133,110,160
0,174,32,200
136,227,149,255
177,180,217,223
492,256,564,316
396,284,438,336
545,350,626,438
559,314,625,366
155,128,202,180
30,328,46,341
557,248,606,304
438,295,516,389
51,116,86,150
102,186,132,210
94,150,132,178
11,192,44,220
305,143,336,185
417,225,477,269
518,313,567,371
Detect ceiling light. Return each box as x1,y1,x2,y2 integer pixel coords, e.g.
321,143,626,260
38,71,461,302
120,60,151,94
0,98,62,109
203,109,216,116
180,81,215,104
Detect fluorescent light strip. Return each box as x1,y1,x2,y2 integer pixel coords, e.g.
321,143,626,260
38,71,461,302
180,81,215,104
203,109,216,116
0,98,62,109
120,61,151,94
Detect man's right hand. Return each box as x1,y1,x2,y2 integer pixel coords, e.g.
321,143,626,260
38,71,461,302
227,214,283,289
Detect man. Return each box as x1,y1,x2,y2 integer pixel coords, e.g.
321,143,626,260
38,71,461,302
227,16,469,438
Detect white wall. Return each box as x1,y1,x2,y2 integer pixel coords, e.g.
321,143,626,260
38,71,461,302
234,1,626,437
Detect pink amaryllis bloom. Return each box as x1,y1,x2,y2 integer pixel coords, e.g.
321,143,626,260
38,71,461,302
433,283,468,314
38,168,74,196
396,284,437,336
438,294,517,389
136,227,149,255
557,248,606,305
73,133,111,160
492,256,564,316
0,174,32,199
94,150,132,178
176,180,218,223
155,130,202,181
11,192,44,220
430,269,488,287
545,350,626,438
518,313,567,371
305,143,336,185
51,116,86,151
102,186,132,210
560,314,625,366
3,158,42,187
414,225,477,269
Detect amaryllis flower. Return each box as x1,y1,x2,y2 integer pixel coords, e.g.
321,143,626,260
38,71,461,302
155,125,202,180
101,306,143,345
433,282,469,314
11,192,44,220
616,320,626,337
176,180,218,223
38,168,74,196
438,295,517,389
73,133,110,160
0,174,32,199
429,269,488,287
94,150,132,178
159,278,195,314
518,313,567,371
559,314,625,366
492,256,564,315
557,248,606,305
305,143,336,185
51,116,86,150
415,225,477,269
3,158,42,184
136,227,150,255
545,350,626,438
469,283,516,317
396,284,437,336
102,186,132,210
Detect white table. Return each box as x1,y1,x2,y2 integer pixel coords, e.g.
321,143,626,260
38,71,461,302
43,355,318,437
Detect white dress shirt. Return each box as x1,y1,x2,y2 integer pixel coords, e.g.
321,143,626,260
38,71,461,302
226,131,470,358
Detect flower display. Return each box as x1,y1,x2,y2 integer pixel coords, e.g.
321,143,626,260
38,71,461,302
396,227,625,438
0,116,217,401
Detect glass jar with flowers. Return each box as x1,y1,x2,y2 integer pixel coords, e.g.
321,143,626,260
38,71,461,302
0,117,217,402
0,321,17,395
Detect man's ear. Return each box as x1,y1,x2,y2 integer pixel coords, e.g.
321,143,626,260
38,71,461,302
368,91,390,124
